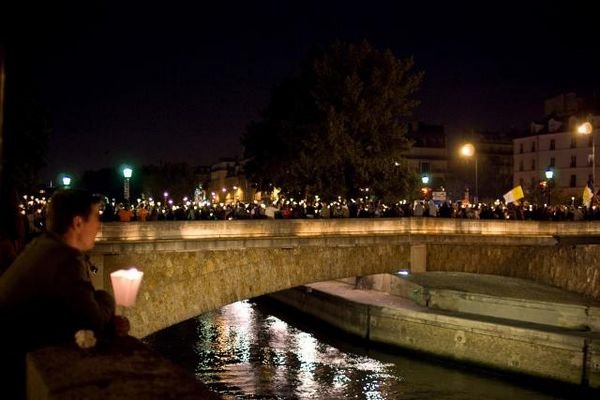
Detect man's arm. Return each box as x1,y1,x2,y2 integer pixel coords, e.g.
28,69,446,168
54,256,116,331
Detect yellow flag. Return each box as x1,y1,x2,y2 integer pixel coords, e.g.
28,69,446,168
503,185,524,204
583,185,594,207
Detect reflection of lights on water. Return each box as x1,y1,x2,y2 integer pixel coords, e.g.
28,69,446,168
220,301,255,362
351,356,394,373
191,301,399,399
267,315,288,334
296,332,317,367
333,372,351,389
364,381,384,400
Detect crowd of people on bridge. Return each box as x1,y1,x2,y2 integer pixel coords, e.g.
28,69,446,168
9,189,600,236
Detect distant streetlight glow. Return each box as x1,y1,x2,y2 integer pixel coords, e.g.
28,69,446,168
122,166,133,201
545,167,554,205
460,143,478,203
421,175,430,185
577,121,595,184
62,175,72,187
578,122,593,135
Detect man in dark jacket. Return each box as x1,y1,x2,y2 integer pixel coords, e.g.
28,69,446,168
0,189,129,398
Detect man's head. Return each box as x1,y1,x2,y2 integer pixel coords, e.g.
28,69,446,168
46,190,103,251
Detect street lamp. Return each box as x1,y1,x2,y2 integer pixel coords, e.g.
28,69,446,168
122,167,133,202
460,143,478,203
62,175,72,189
545,167,554,205
577,121,595,184
420,175,430,199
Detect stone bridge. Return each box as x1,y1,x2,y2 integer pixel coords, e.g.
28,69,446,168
90,218,600,338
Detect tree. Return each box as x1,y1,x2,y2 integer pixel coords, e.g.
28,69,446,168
3,101,49,193
79,168,122,199
79,162,197,203
138,162,196,201
242,41,423,201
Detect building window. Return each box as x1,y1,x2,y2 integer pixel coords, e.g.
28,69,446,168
570,155,577,168
421,162,431,174
550,157,555,167
519,143,523,154
531,141,536,152
519,160,524,171
571,137,577,148
570,174,577,187
531,159,536,170
550,139,555,150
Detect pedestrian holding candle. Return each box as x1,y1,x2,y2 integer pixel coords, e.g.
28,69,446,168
0,189,130,399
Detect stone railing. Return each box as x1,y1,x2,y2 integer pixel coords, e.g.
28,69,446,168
96,218,600,242
26,336,219,399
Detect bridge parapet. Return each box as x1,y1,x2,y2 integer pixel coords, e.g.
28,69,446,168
96,218,600,242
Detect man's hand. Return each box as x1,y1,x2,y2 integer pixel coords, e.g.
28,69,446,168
113,315,130,336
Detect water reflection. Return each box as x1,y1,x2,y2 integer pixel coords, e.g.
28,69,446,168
146,299,587,399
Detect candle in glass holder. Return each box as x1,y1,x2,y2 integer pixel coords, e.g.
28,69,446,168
110,267,144,307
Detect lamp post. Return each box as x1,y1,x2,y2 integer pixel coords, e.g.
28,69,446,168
577,121,595,184
460,143,478,203
545,167,554,205
122,167,133,202
421,175,430,199
62,175,71,188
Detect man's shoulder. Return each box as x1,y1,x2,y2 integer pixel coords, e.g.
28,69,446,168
7,234,78,271
26,233,74,253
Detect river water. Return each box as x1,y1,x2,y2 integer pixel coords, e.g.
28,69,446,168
145,298,591,399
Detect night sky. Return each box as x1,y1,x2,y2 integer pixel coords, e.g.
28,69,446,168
2,1,599,183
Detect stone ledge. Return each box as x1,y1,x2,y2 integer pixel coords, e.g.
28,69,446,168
269,284,600,388
26,336,220,399
93,234,557,254
96,219,600,243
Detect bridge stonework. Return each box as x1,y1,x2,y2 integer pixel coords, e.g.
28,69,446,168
428,243,600,298
91,219,600,338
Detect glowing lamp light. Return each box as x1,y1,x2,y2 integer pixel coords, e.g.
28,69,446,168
110,267,144,307
577,121,595,183
460,143,475,157
62,176,72,186
122,167,133,179
578,122,593,135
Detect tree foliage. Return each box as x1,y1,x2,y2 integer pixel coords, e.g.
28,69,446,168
79,162,197,202
3,99,50,194
242,41,423,201
138,162,197,201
